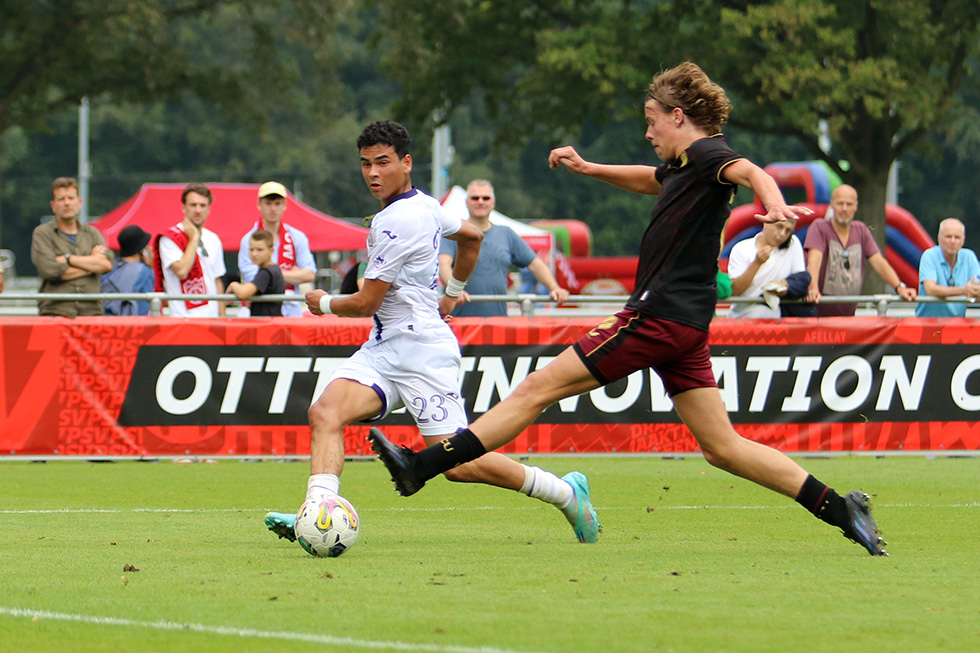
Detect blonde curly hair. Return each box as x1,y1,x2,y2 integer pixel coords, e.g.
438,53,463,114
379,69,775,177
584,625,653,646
646,62,732,134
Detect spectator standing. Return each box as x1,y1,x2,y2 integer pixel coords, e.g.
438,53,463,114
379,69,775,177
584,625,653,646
727,219,807,318
31,177,112,317
804,184,916,316
153,183,226,317
237,181,316,317
227,229,285,317
915,218,980,317
439,180,569,317
101,225,154,316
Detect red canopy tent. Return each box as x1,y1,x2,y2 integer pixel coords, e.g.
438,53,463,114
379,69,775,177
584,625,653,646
92,183,368,251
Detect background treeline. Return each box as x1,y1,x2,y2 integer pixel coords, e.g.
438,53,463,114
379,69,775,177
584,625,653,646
2,1,979,277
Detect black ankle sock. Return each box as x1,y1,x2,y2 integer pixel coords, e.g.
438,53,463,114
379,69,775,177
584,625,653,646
795,475,849,530
414,428,487,481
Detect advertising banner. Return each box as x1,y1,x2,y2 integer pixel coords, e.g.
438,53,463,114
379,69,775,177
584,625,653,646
2,316,979,457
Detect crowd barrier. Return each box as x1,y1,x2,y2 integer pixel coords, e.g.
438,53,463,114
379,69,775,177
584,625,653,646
1,315,979,459
1,291,978,317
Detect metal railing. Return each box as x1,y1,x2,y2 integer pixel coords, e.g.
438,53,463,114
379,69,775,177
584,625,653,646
0,290,978,317
0,292,303,316
467,293,979,317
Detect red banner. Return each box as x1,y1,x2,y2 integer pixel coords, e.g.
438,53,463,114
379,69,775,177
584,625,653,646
2,316,979,457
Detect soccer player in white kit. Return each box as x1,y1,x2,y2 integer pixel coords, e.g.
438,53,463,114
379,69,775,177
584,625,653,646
265,121,599,545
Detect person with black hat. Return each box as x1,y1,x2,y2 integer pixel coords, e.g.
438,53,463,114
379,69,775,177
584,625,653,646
101,225,154,316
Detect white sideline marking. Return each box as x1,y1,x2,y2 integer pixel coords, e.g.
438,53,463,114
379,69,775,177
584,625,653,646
0,607,543,653
1,502,980,516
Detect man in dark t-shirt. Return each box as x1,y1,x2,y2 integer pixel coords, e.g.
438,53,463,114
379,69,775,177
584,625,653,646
227,229,286,317
369,62,888,556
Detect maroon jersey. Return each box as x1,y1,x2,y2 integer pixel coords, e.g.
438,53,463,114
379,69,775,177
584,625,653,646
625,136,744,331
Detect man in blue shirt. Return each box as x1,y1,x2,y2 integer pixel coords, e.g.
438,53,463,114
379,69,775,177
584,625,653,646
916,218,980,317
439,180,568,317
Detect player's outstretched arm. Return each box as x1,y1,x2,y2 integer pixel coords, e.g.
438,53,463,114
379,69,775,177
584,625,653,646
548,145,661,195
723,160,814,224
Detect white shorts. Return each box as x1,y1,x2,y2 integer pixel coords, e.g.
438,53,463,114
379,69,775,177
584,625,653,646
329,330,468,437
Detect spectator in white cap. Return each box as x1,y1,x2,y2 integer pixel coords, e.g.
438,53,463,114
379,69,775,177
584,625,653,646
236,181,316,317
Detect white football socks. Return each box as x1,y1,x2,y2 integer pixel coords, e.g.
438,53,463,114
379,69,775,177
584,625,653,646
520,465,573,509
306,473,340,500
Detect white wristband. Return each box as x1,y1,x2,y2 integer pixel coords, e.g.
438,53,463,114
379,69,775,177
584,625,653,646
319,293,334,315
445,277,467,298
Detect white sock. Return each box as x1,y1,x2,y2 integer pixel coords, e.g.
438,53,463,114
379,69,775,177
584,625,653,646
306,473,340,501
519,465,573,509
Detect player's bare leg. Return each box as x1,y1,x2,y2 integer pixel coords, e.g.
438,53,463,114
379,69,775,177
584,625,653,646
469,348,601,450
672,387,886,555
308,379,382,477
265,379,381,542
671,387,808,497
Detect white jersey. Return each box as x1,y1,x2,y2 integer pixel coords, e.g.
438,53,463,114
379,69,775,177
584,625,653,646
158,225,226,318
363,188,461,343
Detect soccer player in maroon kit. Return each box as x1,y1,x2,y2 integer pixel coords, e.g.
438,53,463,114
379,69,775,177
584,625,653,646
370,62,886,555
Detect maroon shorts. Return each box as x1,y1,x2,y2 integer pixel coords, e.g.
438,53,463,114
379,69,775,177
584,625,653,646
572,309,717,397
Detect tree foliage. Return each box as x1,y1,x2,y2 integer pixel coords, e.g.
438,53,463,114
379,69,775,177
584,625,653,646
4,1,219,135
0,0,363,267
0,0,357,260
370,0,980,288
702,1,980,270
5,1,980,282
0,0,349,136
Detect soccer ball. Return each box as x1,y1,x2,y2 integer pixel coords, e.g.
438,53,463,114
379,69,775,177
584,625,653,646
294,495,359,557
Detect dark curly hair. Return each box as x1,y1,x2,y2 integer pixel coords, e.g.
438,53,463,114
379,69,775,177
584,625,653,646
356,120,411,158
646,62,732,134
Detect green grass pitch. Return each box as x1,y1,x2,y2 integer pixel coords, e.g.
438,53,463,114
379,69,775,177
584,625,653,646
1,455,978,652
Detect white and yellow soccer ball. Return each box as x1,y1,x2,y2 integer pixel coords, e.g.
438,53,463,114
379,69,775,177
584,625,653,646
294,495,359,557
